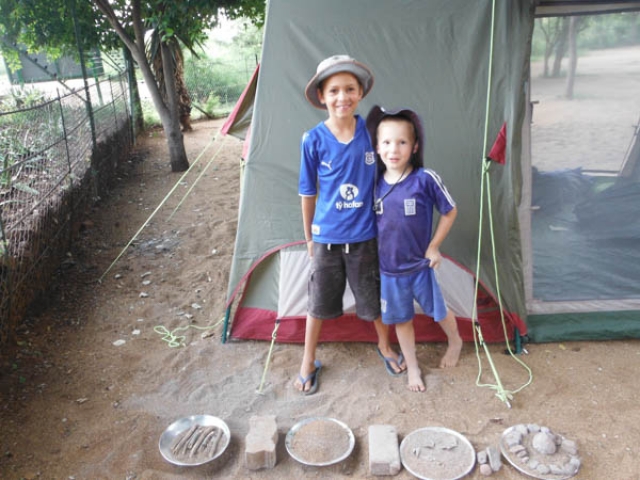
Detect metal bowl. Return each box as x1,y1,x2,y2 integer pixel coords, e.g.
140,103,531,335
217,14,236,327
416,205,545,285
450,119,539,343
500,425,580,480
285,417,355,466
158,414,230,466
399,426,475,480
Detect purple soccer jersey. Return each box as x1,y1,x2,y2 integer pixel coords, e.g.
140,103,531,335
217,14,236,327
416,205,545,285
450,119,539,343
376,168,455,275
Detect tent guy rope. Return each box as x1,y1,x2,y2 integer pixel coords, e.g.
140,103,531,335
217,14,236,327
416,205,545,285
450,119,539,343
98,128,222,282
472,0,533,408
167,135,230,221
153,318,223,348
257,320,281,394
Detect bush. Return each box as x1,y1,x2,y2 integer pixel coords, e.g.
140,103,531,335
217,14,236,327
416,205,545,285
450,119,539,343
141,99,161,129
183,57,248,115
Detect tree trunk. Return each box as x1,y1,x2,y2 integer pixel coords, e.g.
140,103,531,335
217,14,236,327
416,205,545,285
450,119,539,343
174,47,193,132
543,42,553,77
551,17,570,77
159,42,189,172
93,0,190,172
152,41,192,132
564,17,579,99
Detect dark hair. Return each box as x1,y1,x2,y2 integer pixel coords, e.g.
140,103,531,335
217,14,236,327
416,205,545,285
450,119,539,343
375,114,424,173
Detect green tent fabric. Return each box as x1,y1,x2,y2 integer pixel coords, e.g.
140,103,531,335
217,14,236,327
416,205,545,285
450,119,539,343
224,0,532,344
223,0,640,344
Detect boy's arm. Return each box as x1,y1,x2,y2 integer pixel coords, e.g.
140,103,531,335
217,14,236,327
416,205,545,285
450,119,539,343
301,195,317,256
425,206,458,268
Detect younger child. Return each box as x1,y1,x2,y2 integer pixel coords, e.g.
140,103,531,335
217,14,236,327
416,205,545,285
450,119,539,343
294,56,405,395
366,106,463,392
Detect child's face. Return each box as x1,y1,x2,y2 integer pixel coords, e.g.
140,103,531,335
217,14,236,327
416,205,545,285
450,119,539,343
376,119,418,175
317,72,363,120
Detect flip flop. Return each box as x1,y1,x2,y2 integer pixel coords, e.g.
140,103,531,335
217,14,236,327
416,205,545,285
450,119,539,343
376,347,406,377
297,359,322,395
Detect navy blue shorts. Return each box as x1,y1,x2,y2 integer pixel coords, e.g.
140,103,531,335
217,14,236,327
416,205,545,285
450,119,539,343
380,268,447,324
307,238,381,321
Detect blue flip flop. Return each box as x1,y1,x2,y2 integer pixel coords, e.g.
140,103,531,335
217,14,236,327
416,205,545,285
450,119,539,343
297,359,322,395
376,347,406,377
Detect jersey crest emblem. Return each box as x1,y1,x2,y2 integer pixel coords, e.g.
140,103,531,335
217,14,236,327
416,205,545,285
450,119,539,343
365,151,375,165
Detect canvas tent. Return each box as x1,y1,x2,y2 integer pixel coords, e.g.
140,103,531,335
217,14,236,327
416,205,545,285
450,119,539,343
220,63,259,159
222,0,640,345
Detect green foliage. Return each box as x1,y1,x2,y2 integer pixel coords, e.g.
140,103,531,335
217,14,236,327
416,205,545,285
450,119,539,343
140,99,160,129
185,58,245,102
133,0,264,54
179,18,262,118
0,88,60,189
0,0,266,153
579,12,640,48
0,0,265,78
0,0,112,68
532,12,640,59
531,18,560,59
0,86,46,111
224,20,263,64
0,123,48,189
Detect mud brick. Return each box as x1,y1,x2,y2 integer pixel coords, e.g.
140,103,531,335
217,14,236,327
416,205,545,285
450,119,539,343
244,415,278,470
368,424,401,476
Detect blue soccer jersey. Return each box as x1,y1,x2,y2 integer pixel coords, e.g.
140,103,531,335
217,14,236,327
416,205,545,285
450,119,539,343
376,168,455,275
299,115,377,244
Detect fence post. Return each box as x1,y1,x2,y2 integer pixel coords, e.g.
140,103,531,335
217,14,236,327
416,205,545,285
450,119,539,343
0,211,12,350
70,0,98,200
56,89,73,183
70,0,97,153
109,77,118,132
118,71,133,147
124,48,143,141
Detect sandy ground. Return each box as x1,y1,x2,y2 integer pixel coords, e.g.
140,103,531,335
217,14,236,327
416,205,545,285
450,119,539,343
1,47,640,480
530,45,640,172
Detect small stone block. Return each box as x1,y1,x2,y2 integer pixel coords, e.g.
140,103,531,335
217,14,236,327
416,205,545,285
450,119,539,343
479,463,493,476
244,415,278,470
368,425,401,476
486,446,502,472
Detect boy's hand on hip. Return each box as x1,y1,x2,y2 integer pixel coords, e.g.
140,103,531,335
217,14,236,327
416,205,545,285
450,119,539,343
425,248,442,269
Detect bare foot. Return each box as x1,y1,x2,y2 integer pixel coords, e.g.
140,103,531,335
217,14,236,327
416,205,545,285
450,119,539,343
439,336,463,368
407,367,425,392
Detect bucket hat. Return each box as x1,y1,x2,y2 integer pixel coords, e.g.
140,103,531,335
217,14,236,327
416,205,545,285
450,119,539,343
366,105,425,168
305,55,374,109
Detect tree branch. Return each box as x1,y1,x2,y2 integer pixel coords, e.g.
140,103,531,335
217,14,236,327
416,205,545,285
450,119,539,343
91,0,138,59
131,0,146,54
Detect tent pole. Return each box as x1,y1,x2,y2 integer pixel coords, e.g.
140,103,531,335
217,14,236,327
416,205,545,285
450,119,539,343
222,306,231,344
514,327,522,354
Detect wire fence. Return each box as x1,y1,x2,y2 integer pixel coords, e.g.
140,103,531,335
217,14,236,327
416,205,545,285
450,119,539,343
0,72,133,354
0,48,253,355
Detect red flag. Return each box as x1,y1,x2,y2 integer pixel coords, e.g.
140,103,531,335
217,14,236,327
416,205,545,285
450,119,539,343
488,122,507,165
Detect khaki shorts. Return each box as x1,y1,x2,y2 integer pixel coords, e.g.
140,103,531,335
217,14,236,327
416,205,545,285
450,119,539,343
307,238,381,321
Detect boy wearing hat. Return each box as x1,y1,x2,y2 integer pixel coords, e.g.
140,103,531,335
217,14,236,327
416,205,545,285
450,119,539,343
367,106,463,392
295,55,406,395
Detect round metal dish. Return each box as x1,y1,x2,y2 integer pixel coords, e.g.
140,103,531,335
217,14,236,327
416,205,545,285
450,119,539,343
399,426,475,480
285,417,355,466
500,426,580,479
158,414,230,466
